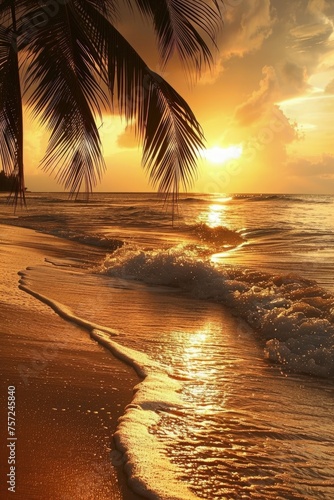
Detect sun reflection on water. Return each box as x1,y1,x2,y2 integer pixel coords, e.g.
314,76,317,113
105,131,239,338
179,326,225,409
196,202,244,252
206,204,225,228
210,241,248,262
214,196,233,203
200,200,234,230
183,330,209,379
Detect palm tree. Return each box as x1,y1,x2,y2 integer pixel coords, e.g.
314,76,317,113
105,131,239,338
0,0,223,204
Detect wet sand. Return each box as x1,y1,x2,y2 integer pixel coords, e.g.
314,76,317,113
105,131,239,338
0,225,141,499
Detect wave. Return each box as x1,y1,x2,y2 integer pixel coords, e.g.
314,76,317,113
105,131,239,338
46,229,124,251
232,194,331,204
19,279,200,500
238,227,284,239
51,228,124,251
100,245,334,379
189,223,244,248
1,215,125,250
179,197,208,204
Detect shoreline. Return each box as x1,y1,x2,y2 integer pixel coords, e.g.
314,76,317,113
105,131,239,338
0,224,141,499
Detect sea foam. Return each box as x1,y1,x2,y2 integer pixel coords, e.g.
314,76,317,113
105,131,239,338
91,330,200,500
100,245,334,378
19,281,201,500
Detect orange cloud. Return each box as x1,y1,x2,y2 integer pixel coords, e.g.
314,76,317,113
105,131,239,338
286,153,334,192
234,66,279,126
289,153,334,177
325,79,334,92
222,0,275,59
279,62,309,96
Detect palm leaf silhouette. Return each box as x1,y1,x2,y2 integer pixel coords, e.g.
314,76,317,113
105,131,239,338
0,0,223,203
0,6,24,204
24,4,107,194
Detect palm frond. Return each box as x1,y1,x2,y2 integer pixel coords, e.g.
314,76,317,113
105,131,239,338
75,2,205,200
0,11,25,204
141,70,203,199
23,2,107,195
83,0,118,19
125,0,224,70
0,0,221,205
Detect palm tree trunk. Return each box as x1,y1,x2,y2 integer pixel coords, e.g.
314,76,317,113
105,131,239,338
10,0,25,204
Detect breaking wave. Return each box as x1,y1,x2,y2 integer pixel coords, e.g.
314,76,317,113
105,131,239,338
99,245,334,379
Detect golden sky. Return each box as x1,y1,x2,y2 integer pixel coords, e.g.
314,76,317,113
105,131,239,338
24,0,334,194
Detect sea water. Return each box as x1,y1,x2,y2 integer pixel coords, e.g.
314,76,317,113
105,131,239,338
1,192,334,499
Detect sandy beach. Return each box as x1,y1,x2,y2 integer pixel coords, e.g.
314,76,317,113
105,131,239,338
0,224,140,500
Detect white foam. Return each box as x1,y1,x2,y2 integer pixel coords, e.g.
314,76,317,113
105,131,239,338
100,245,334,378
92,331,199,500
20,281,201,500
19,283,119,337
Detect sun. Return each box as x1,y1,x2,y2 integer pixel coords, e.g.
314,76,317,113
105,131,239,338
202,145,243,164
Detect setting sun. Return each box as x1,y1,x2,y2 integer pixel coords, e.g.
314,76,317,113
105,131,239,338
202,145,243,165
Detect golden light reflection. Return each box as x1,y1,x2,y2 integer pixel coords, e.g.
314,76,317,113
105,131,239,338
189,330,208,346
183,328,211,382
211,241,247,262
204,203,231,228
181,326,222,409
183,330,208,357
207,204,224,228
214,196,233,203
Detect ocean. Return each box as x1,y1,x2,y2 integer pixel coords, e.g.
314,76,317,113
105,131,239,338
1,192,334,499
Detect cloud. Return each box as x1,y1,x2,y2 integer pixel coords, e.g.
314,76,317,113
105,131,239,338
286,0,334,72
279,61,309,96
289,22,332,48
307,0,333,18
221,0,275,59
197,0,275,83
284,153,334,192
234,66,279,126
231,63,301,184
288,154,334,178
242,105,300,165
325,79,334,92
